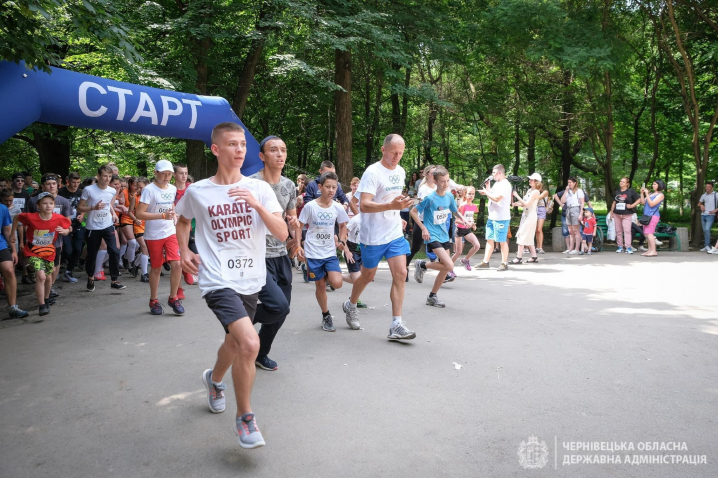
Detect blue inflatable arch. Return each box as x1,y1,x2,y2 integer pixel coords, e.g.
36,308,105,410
0,60,262,175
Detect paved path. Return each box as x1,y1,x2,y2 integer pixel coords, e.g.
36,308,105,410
1,252,716,477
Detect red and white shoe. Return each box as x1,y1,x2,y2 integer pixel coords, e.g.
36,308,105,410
94,271,107,281
183,271,194,285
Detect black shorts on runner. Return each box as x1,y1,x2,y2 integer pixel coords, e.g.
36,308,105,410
426,241,451,252
346,240,362,274
0,248,12,263
456,227,473,238
135,233,144,238
204,288,259,334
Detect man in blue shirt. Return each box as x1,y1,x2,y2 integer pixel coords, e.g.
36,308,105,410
0,201,29,319
304,161,358,216
409,166,468,308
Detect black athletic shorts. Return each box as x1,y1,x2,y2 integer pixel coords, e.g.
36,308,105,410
346,240,362,274
204,288,258,334
456,227,473,238
134,233,144,239
426,241,451,252
0,247,12,263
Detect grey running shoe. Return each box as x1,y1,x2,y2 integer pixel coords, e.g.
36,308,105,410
426,295,445,308
388,321,416,340
235,413,266,449
497,262,508,271
476,261,490,269
322,314,336,332
413,259,425,283
342,300,361,330
202,369,226,413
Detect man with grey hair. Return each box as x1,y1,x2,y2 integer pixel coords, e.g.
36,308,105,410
343,134,416,340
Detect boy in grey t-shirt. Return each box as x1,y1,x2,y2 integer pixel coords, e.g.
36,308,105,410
699,181,717,251
248,136,302,371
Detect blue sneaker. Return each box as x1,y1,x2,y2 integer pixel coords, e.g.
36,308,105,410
8,306,29,319
168,297,185,315
149,300,164,315
625,247,634,254
255,355,277,371
301,263,308,283
615,248,624,253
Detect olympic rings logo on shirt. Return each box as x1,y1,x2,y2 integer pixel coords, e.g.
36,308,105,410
161,192,175,201
389,175,401,184
317,212,334,220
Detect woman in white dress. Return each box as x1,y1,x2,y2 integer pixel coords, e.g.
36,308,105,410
510,173,542,263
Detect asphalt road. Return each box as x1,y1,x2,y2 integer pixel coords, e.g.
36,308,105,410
1,251,716,478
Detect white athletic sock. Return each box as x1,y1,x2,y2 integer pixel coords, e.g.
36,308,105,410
95,250,107,274
119,244,127,260
125,239,137,261
392,316,402,327
133,251,142,266
140,254,149,274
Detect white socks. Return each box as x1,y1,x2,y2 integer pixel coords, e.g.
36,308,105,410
392,316,402,327
95,250,107,275
119,244,127,260
125,239,137,261
140,254,149,274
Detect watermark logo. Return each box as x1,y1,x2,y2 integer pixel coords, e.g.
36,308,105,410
518,436,549,469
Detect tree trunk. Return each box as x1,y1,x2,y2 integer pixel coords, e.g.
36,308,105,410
186,30,211,179
232,8,269,118
424,104,438,163
34,125,71,178
513,119,520,176
628,107,645,185
391,64,401,133
527,127,536,174
401,68,410,135
334,48,353,186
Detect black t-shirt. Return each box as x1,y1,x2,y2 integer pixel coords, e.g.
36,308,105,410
11,189,30,212
613,188,639,215
59,186,83,222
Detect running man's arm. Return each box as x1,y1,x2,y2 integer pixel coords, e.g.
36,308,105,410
76,198,93,214
359,192,413,214
135,202,173,221
409,206,430,241
177,215,201,275
228,188,287,242
337,222,348,251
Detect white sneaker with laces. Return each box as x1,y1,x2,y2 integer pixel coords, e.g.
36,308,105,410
700,246,710,252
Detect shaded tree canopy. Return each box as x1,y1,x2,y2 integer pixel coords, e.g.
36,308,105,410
1,0,716,243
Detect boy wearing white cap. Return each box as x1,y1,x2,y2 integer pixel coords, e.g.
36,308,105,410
135,160,184,315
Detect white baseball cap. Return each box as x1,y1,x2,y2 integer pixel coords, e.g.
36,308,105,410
528,172,542,182
155,160,174,173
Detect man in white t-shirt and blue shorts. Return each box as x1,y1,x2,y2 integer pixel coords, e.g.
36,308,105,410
342,134,416,340
176,122,286,450
477,164,512,271
135,160,183,316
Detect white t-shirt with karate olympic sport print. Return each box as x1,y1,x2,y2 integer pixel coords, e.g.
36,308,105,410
81,184,117,230
175,176,282,297
140,182,177,240
299,200,349,259
356,161,406,246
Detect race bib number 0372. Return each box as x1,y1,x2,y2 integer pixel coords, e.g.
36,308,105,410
220,248,259,280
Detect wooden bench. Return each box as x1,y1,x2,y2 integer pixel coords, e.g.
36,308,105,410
595,214,680,251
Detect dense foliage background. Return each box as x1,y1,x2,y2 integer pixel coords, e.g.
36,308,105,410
1,0,716,242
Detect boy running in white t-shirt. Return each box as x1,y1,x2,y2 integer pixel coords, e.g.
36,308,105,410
176,122,285,449
135,160,183,315
297,172,349,332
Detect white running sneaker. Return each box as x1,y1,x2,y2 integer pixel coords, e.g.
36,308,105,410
639,246,648,252
709,248,718,255
388,321,416,340
568,250,578,255
700,246,710,252
655,239,663,246
561,250,570,254
342,300,361,330
426,294,445,308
